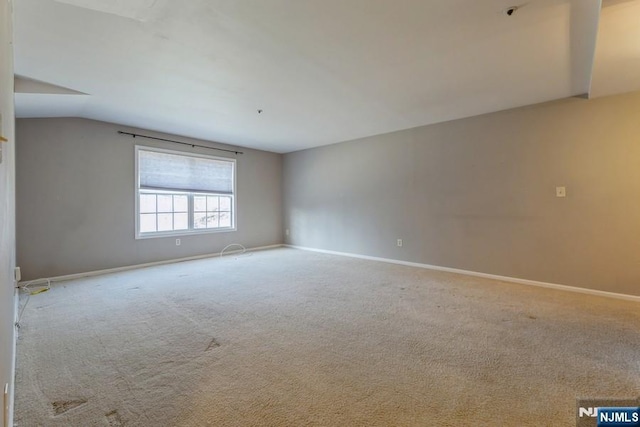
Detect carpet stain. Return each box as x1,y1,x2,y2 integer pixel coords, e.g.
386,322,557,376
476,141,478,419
528,315,537,320
106,409,124,426
51,399,87,416
206,338,221,351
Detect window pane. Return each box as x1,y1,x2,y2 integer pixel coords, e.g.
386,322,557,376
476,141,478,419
140,194,156,213
174,213,188,230
157,195,173,213
140,214,157,233
207,213,219,228
194,212,207,229
139,189,234,235
174,195,188,212
158,213,173,231
219,212,231,228
207,196,219,212
194,196,206,212
220,196,231,211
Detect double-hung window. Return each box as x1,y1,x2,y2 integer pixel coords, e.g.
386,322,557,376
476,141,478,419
135,146,236,238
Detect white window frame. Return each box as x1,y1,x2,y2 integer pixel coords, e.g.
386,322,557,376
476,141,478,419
135,145,237,239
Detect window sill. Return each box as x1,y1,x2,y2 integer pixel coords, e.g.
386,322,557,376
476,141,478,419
135,227,237,240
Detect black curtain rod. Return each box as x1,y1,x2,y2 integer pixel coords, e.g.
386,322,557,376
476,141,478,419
118,131,243,155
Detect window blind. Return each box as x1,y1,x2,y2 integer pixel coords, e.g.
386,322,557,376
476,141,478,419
138,149,234,194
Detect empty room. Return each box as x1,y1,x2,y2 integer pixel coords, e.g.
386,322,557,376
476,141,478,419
1,0,640,426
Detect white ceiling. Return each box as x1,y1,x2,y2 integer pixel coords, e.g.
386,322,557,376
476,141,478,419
12,0,636,153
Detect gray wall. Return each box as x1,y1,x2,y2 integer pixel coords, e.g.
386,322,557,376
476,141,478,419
17,118,283,280
284,91,640,296
0,0,16,424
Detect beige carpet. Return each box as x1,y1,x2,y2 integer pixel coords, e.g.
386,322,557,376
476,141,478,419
14,247,640,426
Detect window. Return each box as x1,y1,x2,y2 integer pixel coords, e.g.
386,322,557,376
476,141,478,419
135,146,236,238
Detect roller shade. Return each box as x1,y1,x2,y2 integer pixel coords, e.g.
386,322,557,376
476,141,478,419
138,149,234,194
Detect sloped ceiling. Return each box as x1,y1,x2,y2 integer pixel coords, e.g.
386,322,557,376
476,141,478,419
13,0,631,153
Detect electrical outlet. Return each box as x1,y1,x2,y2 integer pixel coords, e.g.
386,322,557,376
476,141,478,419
285,229,290,236
14,267,21,282
175,239,181,246
556,186,566,198
397,239,403,247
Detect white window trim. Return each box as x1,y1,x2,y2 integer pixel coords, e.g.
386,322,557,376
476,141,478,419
135,145,237,239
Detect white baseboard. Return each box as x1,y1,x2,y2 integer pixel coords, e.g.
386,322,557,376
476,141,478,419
287,245,640,303
2,383,7,427
6,288,18,427
19,244,284,287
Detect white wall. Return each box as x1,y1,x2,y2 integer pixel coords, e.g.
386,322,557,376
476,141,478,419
0,0,16,425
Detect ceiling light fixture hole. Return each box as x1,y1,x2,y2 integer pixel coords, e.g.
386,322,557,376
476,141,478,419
504,6,519,16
